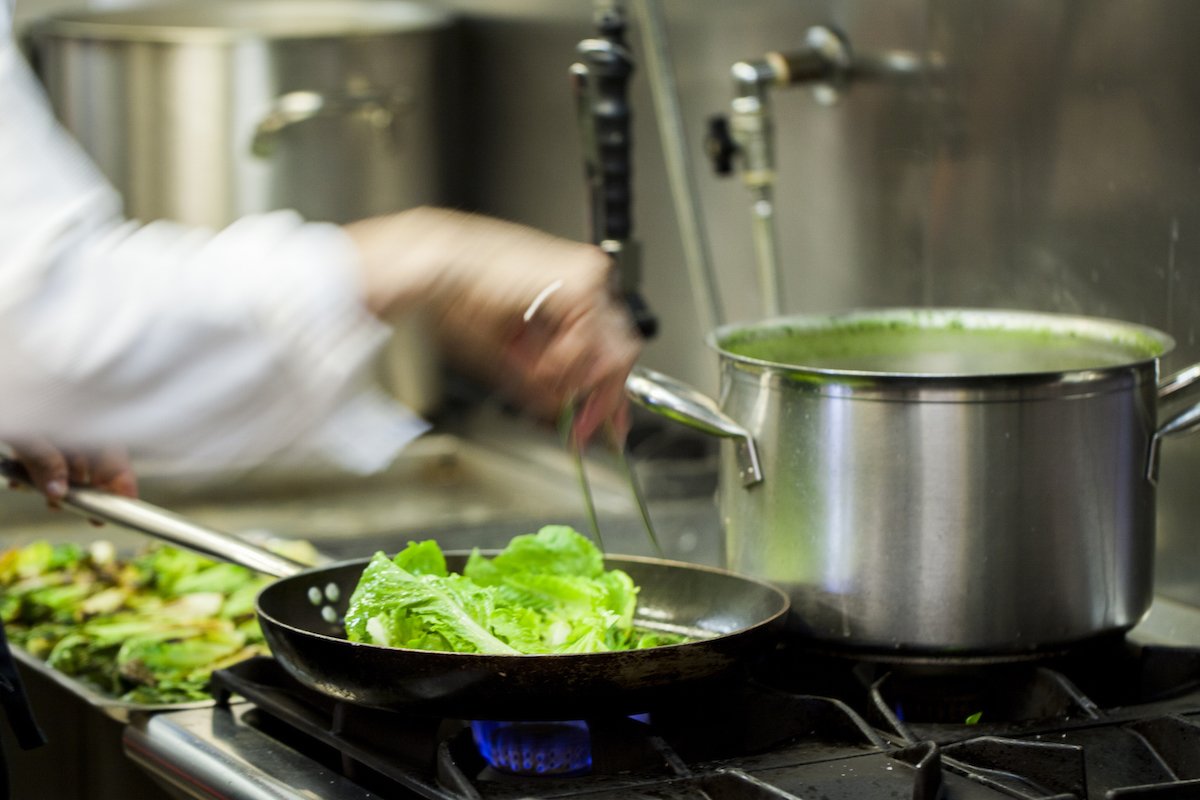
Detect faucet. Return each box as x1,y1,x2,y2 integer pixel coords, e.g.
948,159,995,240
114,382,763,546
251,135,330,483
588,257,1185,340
706,25,853,318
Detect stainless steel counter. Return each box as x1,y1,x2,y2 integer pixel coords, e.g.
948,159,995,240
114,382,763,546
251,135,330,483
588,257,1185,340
115,595,1200,800
125,704,374,800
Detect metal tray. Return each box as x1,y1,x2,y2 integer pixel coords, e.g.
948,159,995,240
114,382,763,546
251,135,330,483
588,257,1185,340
10,645,222,723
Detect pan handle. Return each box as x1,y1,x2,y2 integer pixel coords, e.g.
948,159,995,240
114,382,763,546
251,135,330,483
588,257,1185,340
0,456,306,578
625,366,763,486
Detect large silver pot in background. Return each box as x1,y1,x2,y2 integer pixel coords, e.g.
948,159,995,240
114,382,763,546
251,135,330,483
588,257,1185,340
25,0,459,414
629,308,1200,656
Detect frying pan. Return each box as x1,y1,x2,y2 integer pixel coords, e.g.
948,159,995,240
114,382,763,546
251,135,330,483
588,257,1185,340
0,458,789,719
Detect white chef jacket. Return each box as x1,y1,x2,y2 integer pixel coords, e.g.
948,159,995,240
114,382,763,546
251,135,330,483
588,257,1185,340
0,1,428,475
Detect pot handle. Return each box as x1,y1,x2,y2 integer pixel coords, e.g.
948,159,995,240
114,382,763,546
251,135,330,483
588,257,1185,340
0,457,305,579
250,88,411,158
625,366,763,486
1147,365,1200,482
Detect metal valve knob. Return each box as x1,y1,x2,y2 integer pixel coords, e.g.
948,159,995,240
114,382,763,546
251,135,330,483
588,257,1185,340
705,115,737,176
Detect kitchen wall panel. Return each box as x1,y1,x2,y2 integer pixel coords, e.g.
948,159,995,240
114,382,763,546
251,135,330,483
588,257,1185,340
425,0,1200,610
428,0,932,392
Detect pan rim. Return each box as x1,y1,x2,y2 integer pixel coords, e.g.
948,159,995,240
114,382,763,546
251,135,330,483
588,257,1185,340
255,551,791,659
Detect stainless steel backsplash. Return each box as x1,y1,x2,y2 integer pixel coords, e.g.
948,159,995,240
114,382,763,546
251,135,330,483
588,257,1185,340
423,0,1200,610
16,0,1200,607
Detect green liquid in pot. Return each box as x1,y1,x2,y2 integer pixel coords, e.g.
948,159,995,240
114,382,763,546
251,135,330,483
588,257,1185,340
720,322,1163,375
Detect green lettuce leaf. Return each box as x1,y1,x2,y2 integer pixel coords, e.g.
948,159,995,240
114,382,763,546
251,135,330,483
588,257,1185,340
172,563,257,596
469,525,604,580
0,540,275,703
344,553,519,655
345,526,684,655
392,539,448,576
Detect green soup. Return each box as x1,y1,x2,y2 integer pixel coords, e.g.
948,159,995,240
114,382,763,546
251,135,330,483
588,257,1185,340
720,320,1164,376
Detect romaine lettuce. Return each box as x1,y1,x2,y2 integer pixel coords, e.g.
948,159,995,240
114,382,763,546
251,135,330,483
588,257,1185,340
0,539,275,703
344,526,683,655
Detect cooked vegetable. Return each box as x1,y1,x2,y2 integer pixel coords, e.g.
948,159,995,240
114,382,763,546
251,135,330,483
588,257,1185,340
0,539,273,704
344,526,688,654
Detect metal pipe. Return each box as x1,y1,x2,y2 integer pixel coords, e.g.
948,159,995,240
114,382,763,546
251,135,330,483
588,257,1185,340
749,185,783,317
631,0,724,331
712,25,852,318
727,58,784,316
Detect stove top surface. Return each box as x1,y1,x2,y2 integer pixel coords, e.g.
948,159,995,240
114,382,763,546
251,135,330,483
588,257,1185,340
124,637,1200,800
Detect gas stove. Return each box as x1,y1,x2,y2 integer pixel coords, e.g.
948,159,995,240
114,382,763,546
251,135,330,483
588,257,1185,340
123,632,1200,800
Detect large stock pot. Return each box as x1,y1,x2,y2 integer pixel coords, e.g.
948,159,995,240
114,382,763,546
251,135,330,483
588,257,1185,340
628,308,1200,656
25,0,457,228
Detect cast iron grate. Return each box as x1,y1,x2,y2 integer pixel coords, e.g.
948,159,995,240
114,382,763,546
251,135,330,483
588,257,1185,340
211,657,905,799
210,639,1200,800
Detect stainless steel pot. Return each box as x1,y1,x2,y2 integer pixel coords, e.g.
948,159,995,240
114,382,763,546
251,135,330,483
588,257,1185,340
26,0,458,227
628,307,1200,656
25,0,459,414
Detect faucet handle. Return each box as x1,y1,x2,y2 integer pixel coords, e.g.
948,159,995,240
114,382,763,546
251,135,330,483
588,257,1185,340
705,114,737,176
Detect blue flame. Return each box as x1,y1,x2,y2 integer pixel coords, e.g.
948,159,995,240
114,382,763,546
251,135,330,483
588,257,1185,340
470,720,592,776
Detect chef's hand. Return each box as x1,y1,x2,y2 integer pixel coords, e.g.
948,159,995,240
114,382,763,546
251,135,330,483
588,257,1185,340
6,439,138,507
345,207,641,446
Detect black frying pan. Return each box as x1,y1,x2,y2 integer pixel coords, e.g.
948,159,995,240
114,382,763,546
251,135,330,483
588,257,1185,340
0,458,789,719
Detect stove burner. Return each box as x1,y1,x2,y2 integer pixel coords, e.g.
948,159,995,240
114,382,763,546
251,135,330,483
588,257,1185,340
876,665,1102,727
469,720,592,776
200,640,1200,800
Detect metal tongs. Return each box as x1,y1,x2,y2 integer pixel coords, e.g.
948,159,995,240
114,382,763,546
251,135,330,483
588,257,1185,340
559,399,663,557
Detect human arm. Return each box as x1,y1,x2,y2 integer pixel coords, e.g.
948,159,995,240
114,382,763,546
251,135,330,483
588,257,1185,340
345,208,641,445
1,18,637,479
0,26,428,475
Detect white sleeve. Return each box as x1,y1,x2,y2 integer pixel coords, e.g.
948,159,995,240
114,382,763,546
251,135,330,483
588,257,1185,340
0,26,428,475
